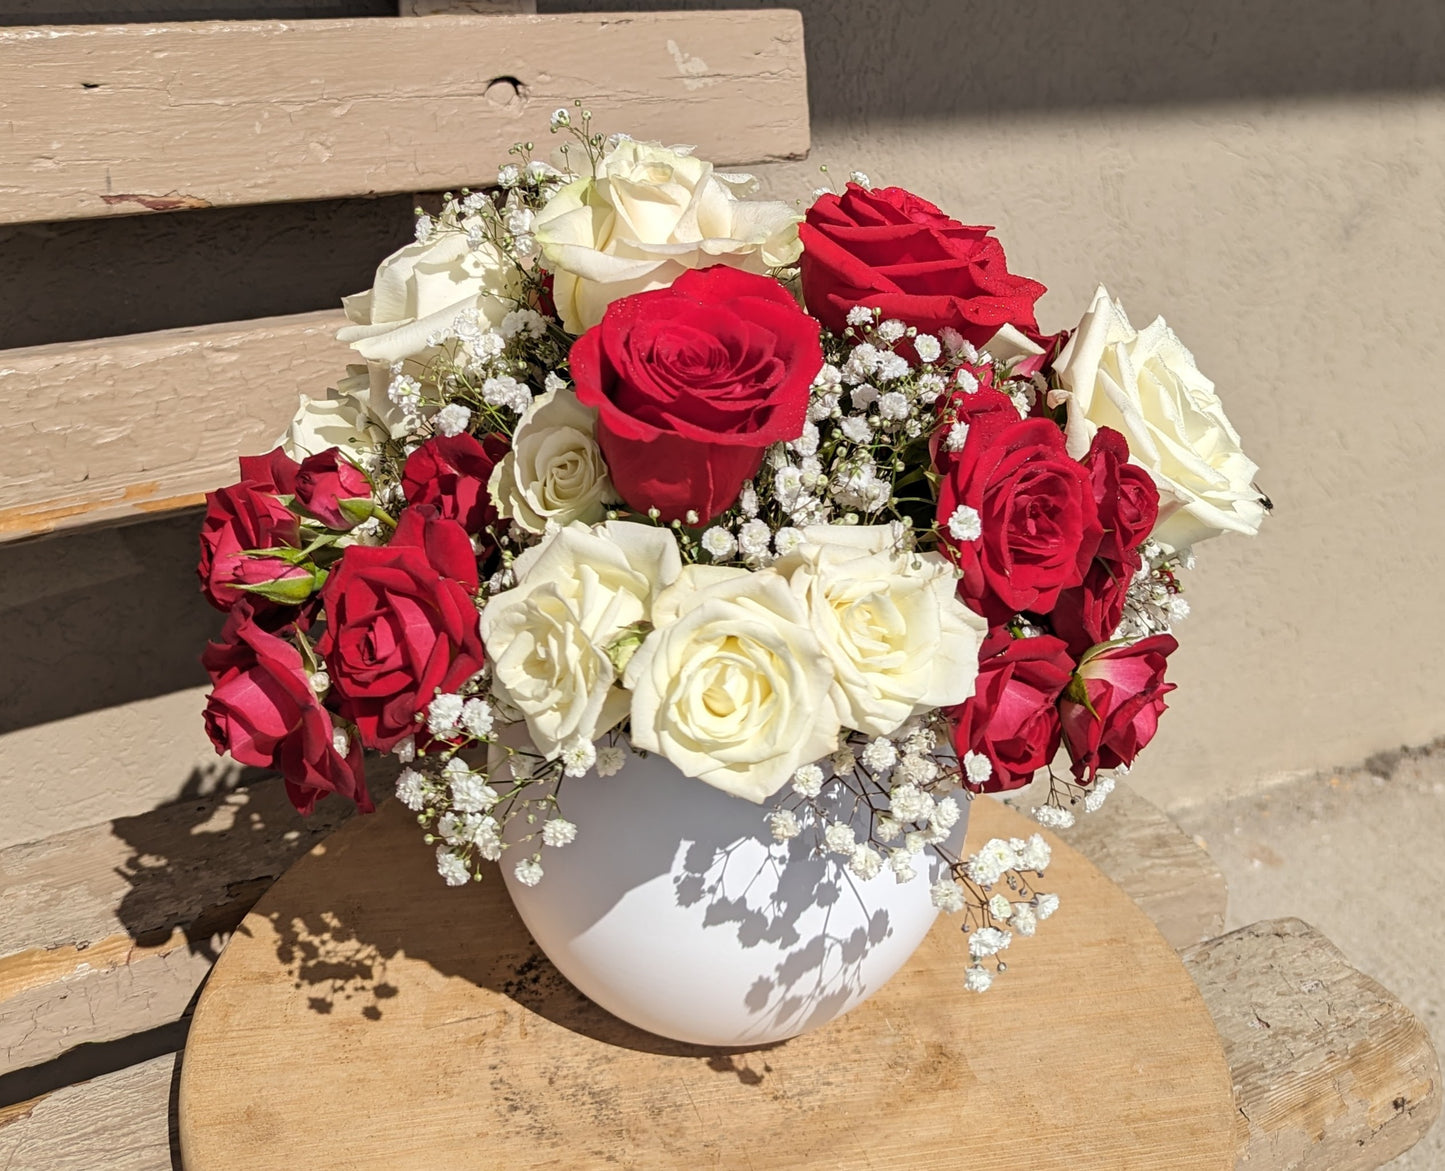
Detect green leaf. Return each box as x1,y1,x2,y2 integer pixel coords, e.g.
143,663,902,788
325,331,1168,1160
604,621,652,676
1064,674,1100,720
238,573,319,605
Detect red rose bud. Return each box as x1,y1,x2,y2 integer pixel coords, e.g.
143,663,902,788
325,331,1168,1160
198,482,302,611
402,432,508,537
934,392,1102,624
293,447,374,530
1050,557,1135,659
238,446,302,495
317,507,484,751
229,552,325,606
1081,428,1159,563
1059,634,1178,783
201,601,371,815
1050,428,1160,656
800,183,1046,347
570,265,823,524
948,628,1074,792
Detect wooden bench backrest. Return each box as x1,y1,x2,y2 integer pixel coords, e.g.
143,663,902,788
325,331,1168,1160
0,8,810,542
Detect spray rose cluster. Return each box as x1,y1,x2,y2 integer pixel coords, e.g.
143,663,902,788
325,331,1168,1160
197,111,1266,990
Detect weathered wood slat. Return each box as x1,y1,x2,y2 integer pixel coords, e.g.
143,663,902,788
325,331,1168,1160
1183,918,1441,1171
0,309,349,542
402,0,535,11
0,1052,178,1171
1054,782,1229,949
0,11,809,225
0,778,354,1077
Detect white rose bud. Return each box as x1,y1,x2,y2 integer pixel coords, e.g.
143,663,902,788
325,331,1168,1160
488,388,615,534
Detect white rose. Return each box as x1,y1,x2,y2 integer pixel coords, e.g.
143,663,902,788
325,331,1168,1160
487,387,614,534
337,227,521,434
1056,286,1266,550
779,525,988,737
981,322,1046,373
624,565,840,803
280,365,390,464
479,522,681,759
533,139,803,333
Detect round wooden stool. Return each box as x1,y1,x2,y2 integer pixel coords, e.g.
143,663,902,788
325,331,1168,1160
178,796,1235,1169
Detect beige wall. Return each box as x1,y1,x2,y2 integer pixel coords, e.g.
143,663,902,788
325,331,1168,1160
2,1,1443,848
754,95,1445,808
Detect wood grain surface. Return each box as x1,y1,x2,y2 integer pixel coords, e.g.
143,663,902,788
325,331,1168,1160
0,309,349,542
0,11,809,225
178,796,1235,1169
1184,918,1442,1171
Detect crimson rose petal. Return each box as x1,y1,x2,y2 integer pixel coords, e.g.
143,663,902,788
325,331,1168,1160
1060,634,1178,782
800,183,1046,347
571,265,822,524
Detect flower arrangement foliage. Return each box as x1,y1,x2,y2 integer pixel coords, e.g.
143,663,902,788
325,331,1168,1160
197,109,1267,991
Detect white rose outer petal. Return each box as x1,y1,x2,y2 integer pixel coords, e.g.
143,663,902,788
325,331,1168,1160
532,139,803,333
1054,285,1266,550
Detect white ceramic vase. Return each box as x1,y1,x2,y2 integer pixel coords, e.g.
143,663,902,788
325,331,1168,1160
499,735,967,1048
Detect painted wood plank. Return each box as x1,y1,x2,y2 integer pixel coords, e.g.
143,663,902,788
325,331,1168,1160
0,1052,178,1171
0,11,809,225
0,309,350,542
401,0,535,11
177,796,1236,1169
1184,918,1442,1171
0,778,355,1077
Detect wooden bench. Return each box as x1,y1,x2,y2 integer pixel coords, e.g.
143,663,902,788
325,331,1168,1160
0,4,1437,1167
0,3,809,542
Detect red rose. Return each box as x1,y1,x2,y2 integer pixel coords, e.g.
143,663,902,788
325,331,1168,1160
237,447,301,495
198,482,302,611
948,629,1074,792
570,265,822,524
935,391,1101,624
293,448,373,530
317,507,484,751
1051,429,1160,655
1050,559,1133,660
799,184,1046,346
202,601,371,816
1083,428,1159,563
1060,634,1178,782
402,432,508,537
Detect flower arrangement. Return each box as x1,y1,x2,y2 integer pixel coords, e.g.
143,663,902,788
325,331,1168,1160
198,109,1267,993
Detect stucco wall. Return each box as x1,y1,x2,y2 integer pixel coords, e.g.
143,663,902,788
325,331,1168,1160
2,0,1442,848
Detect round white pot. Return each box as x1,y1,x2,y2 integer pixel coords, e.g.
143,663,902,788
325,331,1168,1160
499,739,967,1048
